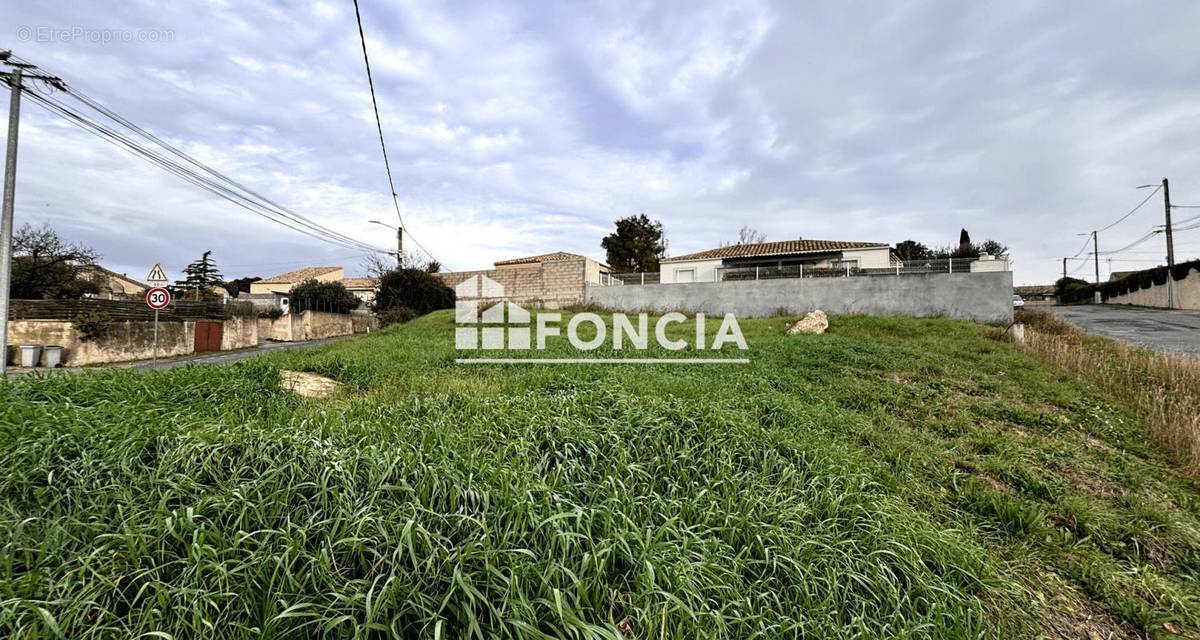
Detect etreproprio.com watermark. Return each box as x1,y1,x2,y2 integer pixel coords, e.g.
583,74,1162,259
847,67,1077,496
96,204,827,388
16,26,175,44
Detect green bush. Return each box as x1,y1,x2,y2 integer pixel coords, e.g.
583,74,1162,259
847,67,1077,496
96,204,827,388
288,279,360,314
257,306,284,320
372,268,454,319
377,306,417,326
70,310,112,342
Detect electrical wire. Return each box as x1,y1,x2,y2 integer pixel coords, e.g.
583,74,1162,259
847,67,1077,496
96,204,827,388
1095,231,1160,255
22,87,391,255
8,52,408,260
1094,184,1161,233
350,0,444,268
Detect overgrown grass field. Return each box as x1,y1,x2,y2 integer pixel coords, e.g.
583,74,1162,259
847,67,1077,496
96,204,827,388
1,311,1198,638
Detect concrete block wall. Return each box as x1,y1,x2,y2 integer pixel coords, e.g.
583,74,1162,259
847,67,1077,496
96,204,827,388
585,271,1014,324
438,255,590,308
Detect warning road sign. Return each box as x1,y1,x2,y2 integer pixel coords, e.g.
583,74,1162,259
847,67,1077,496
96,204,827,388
146,263,169,285
146,287,172,310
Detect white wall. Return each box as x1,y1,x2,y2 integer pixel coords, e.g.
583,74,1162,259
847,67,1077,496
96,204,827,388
659,259,723,284
840,247,892,269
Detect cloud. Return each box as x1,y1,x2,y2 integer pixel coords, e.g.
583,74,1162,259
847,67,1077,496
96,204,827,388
5,1,1200,285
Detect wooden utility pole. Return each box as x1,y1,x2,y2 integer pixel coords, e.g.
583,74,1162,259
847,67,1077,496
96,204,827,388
1091,231,1099,284
1161,177,1175,309
1062,257,1067,281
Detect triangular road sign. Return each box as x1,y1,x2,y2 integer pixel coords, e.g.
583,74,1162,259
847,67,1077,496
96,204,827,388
146,263,168,284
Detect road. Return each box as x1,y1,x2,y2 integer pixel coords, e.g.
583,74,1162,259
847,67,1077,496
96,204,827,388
1051,305,1200,356
4,337,345,378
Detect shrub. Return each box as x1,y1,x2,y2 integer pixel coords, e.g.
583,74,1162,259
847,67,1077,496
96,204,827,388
70,309,113,342
288,279,360,314
377,306,417,327
372,268,454,319
257,306,284,320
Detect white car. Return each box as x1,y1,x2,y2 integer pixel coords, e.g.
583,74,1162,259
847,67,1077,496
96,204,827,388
1012,294,1025,308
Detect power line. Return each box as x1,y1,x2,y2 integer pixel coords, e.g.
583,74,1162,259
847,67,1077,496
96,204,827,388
1095,231,1160,255
350,0,444,268
1095,184,1161,233
18,82,391,256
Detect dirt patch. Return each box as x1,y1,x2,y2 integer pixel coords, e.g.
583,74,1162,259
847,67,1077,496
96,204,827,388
1060,465,1126,501
280,370,342,398
1041,590,1141,640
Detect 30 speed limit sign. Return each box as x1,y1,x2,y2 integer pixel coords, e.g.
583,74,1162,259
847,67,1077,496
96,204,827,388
146,287,172,310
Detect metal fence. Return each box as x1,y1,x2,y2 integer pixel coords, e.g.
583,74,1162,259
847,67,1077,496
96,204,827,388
597,258,988,286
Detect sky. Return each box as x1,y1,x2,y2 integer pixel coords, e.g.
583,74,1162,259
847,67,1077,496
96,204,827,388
4,0,1200,286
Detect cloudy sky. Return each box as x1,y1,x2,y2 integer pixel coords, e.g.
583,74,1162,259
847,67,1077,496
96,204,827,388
5,0,1200,285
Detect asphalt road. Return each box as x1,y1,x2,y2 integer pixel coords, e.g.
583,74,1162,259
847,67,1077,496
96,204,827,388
1051,305,1200,356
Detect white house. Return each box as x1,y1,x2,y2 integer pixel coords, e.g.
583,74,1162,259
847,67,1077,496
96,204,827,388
659,239,896,283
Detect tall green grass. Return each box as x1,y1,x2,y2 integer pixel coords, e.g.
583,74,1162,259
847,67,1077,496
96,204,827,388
1,311,1197,638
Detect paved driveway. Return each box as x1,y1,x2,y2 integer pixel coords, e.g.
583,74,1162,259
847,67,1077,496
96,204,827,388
1051,305,1200,356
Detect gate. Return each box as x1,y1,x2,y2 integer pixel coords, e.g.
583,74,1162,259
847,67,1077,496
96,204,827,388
194,321,224,353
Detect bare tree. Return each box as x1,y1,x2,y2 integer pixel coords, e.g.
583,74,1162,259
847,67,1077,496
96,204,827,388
10,223,103,299
721,226,767,247
360,251,439,278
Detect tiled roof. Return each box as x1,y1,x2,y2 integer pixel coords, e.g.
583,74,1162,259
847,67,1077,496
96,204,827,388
258,266,341,284
494,251,587,266
341,277,378,289
83,265,150,289
664,240,889,262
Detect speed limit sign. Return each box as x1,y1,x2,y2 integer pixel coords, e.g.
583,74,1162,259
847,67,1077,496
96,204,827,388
146,287,172,310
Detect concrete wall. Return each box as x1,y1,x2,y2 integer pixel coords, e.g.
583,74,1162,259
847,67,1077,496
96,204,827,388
259,311,362,342
1104,267,1200,310
220,316,259,351
438,254,592,308
7,316,261,367
586,271,1014,323
7,319,194,366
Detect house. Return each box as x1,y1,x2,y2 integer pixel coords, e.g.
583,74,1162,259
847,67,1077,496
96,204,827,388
248,266,344,295
1014,284,1056,303
80,265,149,300
659,239,896,283
437,251,610,308
342,277,379,305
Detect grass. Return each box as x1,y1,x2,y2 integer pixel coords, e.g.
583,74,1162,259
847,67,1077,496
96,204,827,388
1,310,1198,638
1014,308,1200,477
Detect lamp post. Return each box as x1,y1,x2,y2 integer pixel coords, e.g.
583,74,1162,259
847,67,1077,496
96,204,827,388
369,220,402,268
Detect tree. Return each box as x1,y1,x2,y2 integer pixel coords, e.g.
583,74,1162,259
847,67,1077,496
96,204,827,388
173,250,224,300
958,228,972,253
892,240,933,262
977,239,1008,256
9,223,102,299
424,260,442,274
223,276,260,298
372,268,454,320
1054,276,1090,297
601,214,666,273
722,226,766,247
288,279,361,314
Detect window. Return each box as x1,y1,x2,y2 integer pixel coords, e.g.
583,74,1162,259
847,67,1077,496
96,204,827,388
675,268,695,283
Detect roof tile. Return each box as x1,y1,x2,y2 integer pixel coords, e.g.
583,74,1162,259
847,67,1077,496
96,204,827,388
664,240,888,262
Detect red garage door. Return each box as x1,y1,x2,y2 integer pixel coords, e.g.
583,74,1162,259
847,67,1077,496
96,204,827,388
194,321,223,353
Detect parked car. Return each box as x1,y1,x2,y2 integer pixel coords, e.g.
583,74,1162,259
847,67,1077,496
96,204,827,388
1013,294,1025,308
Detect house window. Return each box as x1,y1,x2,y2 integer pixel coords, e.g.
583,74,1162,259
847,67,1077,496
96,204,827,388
830,259,859,269
676,268,695,283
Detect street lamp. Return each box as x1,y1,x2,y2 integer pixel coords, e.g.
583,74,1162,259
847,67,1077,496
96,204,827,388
369,220,403,267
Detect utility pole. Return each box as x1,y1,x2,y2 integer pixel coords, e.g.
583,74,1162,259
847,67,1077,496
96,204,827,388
395,225,403,268
1062,257,1067,281
0,65,22,376
1161,177,1175,310
1091,231,1099,284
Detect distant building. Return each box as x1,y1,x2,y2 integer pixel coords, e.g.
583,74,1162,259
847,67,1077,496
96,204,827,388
659,239,897,283
342,277,379,305
81,265,149,300
437,251,610,308
249,266,344,295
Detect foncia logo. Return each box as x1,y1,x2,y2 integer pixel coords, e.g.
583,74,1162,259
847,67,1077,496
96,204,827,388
454,275,748,364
